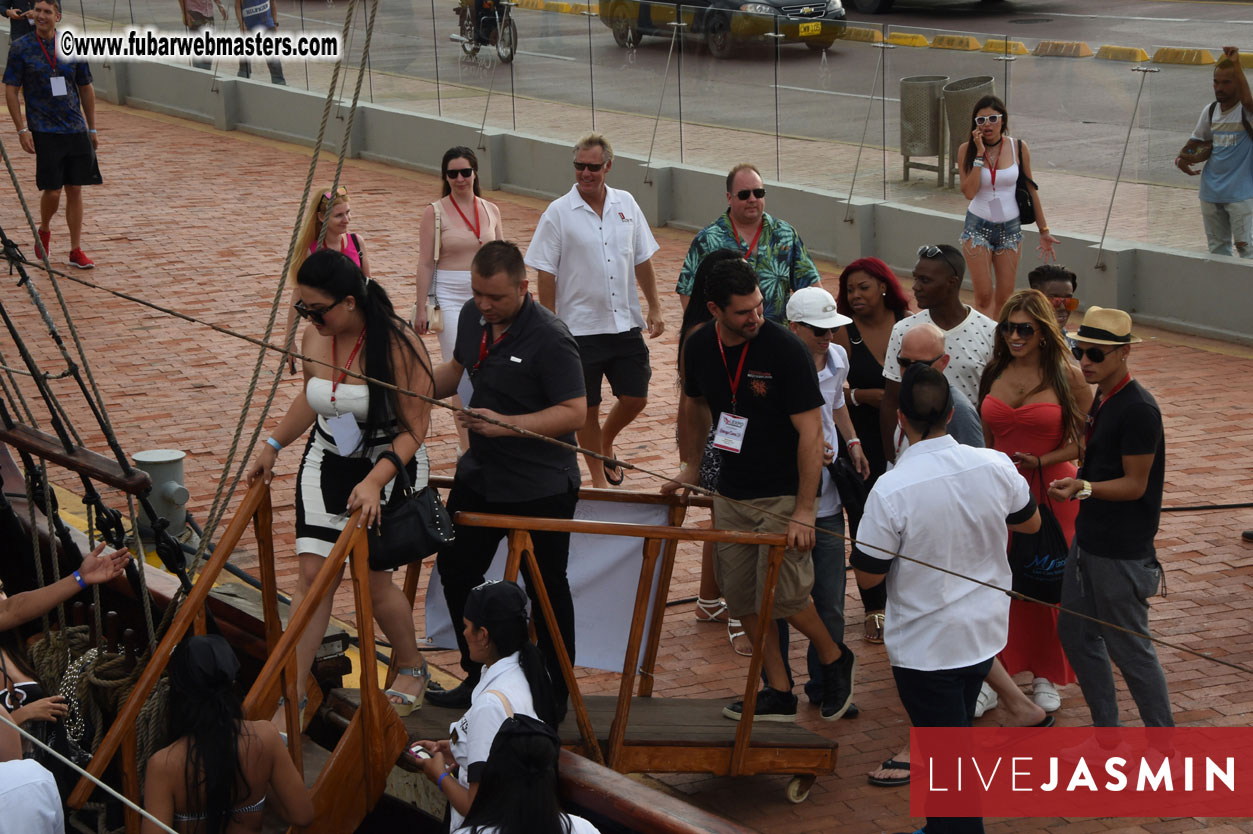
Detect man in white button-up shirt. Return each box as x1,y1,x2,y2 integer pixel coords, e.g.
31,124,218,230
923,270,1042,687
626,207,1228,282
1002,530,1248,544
526,134,664,489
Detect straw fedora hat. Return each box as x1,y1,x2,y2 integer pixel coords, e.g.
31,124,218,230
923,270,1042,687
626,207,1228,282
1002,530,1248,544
1072,306,1141,346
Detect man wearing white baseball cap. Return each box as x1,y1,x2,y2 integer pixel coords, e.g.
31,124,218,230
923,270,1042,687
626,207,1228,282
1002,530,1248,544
777,286,871,713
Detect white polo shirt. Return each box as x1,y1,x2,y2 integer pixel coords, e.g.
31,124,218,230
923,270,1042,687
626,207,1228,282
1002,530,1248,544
524,184,660,337
816,343,849,519
882,307,996,403
0,759,63,834
447,653,538,832
852,435,1033,672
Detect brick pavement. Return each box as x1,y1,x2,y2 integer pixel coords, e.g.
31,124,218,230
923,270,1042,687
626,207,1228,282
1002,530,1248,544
2,103,1252,833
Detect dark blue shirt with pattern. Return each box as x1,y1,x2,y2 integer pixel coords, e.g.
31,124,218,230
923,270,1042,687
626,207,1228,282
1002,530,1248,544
3,32,92,134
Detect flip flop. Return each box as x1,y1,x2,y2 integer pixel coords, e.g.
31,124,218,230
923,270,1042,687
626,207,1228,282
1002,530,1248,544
604,462,625,486
868,758,912,787
864,611,885,644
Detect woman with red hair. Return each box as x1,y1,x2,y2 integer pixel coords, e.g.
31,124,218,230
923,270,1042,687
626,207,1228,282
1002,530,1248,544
832,257,910,645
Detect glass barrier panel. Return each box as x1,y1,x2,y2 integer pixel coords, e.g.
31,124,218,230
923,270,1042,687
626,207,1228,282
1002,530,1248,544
1145,46,1209,257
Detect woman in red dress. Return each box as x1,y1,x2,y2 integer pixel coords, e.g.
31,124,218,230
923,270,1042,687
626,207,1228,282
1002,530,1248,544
978,289,1091,713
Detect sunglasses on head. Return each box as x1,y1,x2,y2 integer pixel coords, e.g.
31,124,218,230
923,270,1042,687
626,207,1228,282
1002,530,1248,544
898,354,943,369
1049,296,1080,311
446,167,475,178
1072,345,1120,363
917,244,962,280
999,321,1037,339
975,114,1003,126
293,297,345,326
573,161,604,172
735,188,767,200
319,185,348,207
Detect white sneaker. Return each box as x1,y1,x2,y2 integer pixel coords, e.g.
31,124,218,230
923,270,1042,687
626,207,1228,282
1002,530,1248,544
1032,677,1061,712
973,682,998,718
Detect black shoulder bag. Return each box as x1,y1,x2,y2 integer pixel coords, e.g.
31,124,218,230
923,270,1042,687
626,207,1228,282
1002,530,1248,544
367,450,454,571
1006,467,1069,604
1014,138,1039,227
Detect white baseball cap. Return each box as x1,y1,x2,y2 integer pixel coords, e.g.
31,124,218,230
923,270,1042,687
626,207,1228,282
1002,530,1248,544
785,286,852,329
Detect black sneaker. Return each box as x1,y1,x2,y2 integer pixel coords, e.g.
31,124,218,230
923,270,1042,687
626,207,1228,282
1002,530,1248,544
425,676,477,709
722,687,798,723
820,643,856,721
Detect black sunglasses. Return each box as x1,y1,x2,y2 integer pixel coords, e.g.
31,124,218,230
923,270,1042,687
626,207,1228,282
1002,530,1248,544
917,244,962,281
975,114,1003,125
804,324,834,337
293,297,345,326
446,167,475,178
898,354,943,369
999,321,1037,339
573,162,604,172
735,188,766,200
1072,345,1120,363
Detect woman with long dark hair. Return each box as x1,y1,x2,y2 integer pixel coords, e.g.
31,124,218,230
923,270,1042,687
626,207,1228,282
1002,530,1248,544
831,257,910,646
414,580,557,833
247,248,435,722
958,95,1060,318
415,147,505,452
454,715,600,834
978,288,1091,715
1,627,66,757
142,635,312,833
677,248,754,656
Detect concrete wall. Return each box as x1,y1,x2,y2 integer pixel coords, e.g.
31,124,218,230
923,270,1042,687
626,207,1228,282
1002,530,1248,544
78,59,1253,343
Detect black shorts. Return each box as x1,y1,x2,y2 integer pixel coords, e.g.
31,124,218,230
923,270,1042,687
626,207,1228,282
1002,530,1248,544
33,131,102,192
574,328,651,406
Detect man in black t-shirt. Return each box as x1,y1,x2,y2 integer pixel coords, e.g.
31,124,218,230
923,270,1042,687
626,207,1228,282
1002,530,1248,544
663,258,855,724
428,241,587,716
1049,307,1172,727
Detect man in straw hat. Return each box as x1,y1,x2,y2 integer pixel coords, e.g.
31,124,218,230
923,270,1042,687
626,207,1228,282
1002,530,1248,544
1049,307,1172,727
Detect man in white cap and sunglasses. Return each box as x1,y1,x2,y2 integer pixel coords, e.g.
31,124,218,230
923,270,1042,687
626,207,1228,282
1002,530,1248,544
1048,306,1172,728
775,286,870,713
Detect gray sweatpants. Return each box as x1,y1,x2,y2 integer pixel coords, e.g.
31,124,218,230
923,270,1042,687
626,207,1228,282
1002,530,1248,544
1056,542,1174,727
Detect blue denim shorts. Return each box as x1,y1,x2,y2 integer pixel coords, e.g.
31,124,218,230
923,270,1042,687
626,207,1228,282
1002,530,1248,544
960,211,1022,253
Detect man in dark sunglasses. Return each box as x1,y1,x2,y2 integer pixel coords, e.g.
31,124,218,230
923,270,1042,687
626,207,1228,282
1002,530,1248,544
675,162,819,324
1047,306,1172,729
525,132,662,488
893,323,984,451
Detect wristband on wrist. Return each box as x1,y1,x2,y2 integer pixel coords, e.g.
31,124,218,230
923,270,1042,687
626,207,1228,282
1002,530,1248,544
848,388,859,407
846,438,862,449
437,772,448,789
17,128,29,134
265,437,283,453
88,129,97,133
73,570,86,589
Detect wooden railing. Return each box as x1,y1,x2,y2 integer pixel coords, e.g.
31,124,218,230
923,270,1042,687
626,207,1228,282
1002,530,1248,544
68,479,408,833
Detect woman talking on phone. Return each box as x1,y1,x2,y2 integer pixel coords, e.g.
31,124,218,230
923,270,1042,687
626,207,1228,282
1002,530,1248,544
958,96,1060,318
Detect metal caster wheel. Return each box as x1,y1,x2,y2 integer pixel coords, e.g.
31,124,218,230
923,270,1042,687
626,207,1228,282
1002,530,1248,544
786,774,815,803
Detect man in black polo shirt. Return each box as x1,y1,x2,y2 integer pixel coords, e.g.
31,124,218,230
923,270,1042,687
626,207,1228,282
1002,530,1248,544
1049,307,1172,727
664,258,855,723
428,240,587,713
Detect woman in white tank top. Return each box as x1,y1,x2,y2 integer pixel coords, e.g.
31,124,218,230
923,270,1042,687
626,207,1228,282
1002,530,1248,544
958,96,1060,318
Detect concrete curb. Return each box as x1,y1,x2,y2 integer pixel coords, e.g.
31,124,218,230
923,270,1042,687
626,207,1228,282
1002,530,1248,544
887,32,929,48
982,38,1029,56
1152,47,1215,65
839,25,883,44
1031,40,1094,58
1095,45,1151,62
930,34,981,51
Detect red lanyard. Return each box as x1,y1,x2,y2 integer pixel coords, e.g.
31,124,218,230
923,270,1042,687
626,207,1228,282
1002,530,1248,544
330,327,367,404
715,324,750,412
729,217,763,260
474,326,507,373
36,33,55,70
1084,373,1131,446
449,196,481,242
983,150,998,189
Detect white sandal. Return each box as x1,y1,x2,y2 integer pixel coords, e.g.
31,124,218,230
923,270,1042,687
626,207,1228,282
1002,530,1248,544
695,597,728,622
728,618,752,657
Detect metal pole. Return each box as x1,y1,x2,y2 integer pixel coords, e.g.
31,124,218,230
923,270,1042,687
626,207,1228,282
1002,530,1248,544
430,0,443,117
769,20,783,180
584,10,597,130
1096,66,1158,269
478,62,499,150
643,20,685,183
843,42,891,223
300,0,310,90
677,5,684,164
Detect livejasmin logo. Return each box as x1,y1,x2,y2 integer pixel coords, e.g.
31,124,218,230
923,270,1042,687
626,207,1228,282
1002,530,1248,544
911,727,1253,818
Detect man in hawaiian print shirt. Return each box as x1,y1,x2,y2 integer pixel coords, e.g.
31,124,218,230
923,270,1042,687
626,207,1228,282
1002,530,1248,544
675,163,820,322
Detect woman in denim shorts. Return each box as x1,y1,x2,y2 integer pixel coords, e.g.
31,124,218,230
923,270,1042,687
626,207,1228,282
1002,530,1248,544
957,96,1059,318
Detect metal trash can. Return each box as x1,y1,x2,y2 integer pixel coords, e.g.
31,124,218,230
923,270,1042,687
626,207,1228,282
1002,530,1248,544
942,75,996,186
900,75,948,185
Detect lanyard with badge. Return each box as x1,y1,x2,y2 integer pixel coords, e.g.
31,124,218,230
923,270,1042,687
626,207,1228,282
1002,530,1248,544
711,324,749,454
324,327,367,454
729,217,763,261
36,33,68,97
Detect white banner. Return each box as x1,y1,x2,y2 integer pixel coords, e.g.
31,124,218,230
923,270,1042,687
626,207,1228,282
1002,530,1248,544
423,499,671,672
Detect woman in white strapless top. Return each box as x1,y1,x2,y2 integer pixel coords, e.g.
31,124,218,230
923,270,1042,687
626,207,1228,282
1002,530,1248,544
248,248,436,726
957,95,1060,318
